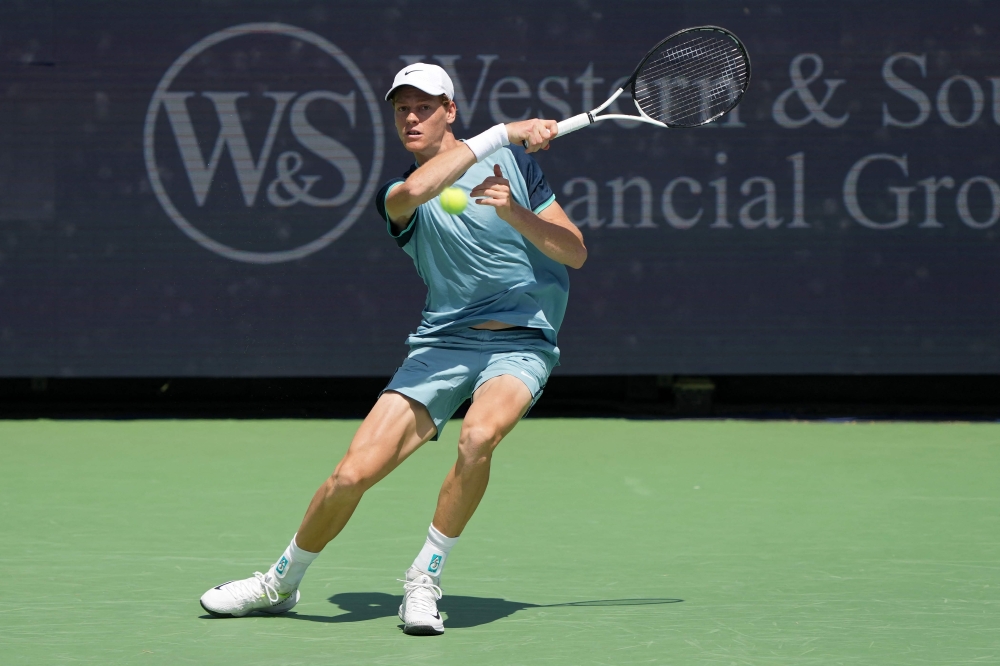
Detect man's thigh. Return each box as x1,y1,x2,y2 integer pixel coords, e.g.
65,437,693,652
464,374,535,441
341,391,437,478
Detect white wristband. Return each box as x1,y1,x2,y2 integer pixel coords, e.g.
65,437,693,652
463,123,510,162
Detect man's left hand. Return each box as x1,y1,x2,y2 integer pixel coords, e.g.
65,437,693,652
471,165,516,220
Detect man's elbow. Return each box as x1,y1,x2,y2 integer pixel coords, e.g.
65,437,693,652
395,179,434,205
567,243,587,269
412,180,440,202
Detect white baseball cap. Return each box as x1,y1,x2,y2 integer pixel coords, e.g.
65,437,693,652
385,63,455,102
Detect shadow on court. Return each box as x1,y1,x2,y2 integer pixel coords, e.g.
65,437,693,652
264,593,683,628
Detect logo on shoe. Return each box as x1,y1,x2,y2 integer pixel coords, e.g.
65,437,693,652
144,23,385,263
275,556,289,577
428,554,442,573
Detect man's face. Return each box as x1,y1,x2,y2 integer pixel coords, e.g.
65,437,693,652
392,87,456,155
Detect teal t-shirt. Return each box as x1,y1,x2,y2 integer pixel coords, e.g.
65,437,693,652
375,145,568,347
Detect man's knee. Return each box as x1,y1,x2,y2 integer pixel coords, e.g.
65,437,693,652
328,457,378,496
457,423,503,464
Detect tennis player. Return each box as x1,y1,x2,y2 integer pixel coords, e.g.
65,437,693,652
200,63,586,635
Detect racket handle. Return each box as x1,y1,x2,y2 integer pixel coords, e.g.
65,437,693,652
521,112,595,149
555,112,595,138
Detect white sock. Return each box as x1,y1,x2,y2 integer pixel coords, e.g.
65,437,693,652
271,535,319,593
411,523,459,579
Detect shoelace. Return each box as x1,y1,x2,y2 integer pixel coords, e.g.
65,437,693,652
227,572,280,606
398,577,443,616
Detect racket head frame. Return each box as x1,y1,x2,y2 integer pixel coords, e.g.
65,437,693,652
625,25,752,129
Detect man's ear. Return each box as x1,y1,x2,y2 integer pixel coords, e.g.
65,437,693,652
444,100,458,125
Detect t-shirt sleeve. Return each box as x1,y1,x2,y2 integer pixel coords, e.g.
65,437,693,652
375,178,417,248
507,145,557,214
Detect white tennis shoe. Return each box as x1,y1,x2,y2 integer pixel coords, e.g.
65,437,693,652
200,567,299,618
398,566,444,635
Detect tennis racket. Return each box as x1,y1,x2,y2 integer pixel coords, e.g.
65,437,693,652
532,26,750,144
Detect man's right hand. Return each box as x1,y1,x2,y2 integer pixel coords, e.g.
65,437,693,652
506,119,559,153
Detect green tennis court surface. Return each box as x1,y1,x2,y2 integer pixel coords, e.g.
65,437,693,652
2,419,997,665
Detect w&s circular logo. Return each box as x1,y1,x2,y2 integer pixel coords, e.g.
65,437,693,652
144,23,384,263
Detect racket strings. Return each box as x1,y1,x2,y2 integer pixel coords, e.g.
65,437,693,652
638,49,745,112
640,36,719,77
638,67,745,120
640,43,741,86
637,72,744,123
637,54,746,122
634,33,748,126
640,49,746,93
638,37,745,89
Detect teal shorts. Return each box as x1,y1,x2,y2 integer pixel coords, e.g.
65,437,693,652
384,327,559,440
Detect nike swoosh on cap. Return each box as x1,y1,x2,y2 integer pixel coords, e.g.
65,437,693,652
404,70,422,75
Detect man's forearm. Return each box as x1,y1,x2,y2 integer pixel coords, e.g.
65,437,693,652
404,144,477,201
386,143,477,223
502,204,587,269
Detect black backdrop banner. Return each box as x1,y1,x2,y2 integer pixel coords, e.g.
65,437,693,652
1,0,999,376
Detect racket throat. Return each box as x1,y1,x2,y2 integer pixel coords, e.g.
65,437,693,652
555,87,623,139
593,87,624,115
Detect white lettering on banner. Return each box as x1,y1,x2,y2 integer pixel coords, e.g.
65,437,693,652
880,53,1000,128
843,153,998,230
739,177,783,229
560,153,810,231
844,153,914,229
661,177,703,229
564,154,811,231
145,23,384,264
916,176,955,228
489,76,532,123
562,177,604,228
773,54,849,128
379,50,998,234
787,152,810,228
538,76,572,120
721,97,746,128
882,53,932,128
267,91,362,207
607,177,655,228
160,92,294,207
708,177,731,228
575,63,604,117
937,75,985,127
558,150,997,232
394,50,1000,135
398,55,748,132
957,177,1000,229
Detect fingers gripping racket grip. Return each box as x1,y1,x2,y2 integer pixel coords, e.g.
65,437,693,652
521,112,595,149
556,112,595,138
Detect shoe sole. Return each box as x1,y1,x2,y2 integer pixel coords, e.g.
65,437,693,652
403,623,444,636
200,590,300,618
398,600,444,635
200,600,239,618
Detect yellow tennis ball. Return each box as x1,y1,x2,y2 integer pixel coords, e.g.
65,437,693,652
439,187,468,215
